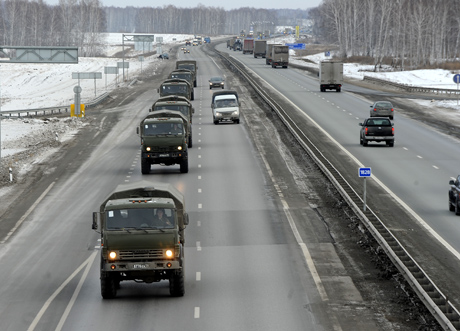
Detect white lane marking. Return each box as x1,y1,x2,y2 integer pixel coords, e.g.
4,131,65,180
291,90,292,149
198,188,202,193
55,251,97,331
198,175,202,179
194,307,200,318
196,272,201,281
1,182,56,244
417,155,423,159
433,165,439,169
196,241,202,251
197,221,201,227
198,203,202,209
27,251,98,331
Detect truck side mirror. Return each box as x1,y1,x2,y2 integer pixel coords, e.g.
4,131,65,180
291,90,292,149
157,88,160,93
184,213,189,226
192,107,195,114
449,180,455,185
92,212,99,230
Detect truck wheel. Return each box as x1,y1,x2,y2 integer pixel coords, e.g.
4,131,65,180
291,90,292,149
362,138,368,146
387,141,394,147
192,91,195,100
188,135,193,148
180,159,189,173
336,88,341,92
101,275,117,299
194,80,197,88
169,269,185,297
141,159,150,174
213,118,218,125
234,119,240,124
455,199,460,215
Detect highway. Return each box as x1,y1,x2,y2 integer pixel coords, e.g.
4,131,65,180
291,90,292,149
215,43,460,320
0,43,397,330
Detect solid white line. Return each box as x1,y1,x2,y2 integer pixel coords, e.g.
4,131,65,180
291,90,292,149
1,181,56,244
194,307,200,318
55,251,98,331
27,251,98,331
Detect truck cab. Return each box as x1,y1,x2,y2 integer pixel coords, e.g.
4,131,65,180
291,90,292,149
158,78,193,101
92,181,189,299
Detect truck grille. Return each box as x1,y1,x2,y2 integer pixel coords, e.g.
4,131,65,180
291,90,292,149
118,249,164,260
149,146,175,152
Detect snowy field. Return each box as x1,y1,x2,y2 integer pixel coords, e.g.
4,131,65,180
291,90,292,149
2,33,460,160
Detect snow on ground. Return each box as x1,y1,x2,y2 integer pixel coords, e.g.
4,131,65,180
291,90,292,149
2,33,460,161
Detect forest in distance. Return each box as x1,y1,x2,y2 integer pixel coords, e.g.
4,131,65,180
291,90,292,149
0,0,459,68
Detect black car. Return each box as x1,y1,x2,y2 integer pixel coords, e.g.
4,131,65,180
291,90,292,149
209,76,225,89
158,52,169,59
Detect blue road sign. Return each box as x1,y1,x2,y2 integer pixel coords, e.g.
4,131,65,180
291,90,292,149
286,43,305,50
325,51,330,56
359,167,371,177
454,74,460,84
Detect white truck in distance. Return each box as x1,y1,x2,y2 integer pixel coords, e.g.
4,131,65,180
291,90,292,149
319,61,343,92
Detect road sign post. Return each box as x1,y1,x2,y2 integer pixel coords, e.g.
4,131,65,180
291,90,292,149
359,167,371,211
453,74,460,106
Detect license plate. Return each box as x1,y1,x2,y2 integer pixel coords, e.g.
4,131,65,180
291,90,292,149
159,153,169,157
133,264,148,269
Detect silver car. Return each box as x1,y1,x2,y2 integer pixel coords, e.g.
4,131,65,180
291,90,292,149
370,101,394,119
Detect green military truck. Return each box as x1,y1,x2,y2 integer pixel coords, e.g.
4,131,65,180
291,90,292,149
150,95,194,123
137,114,189,174
150,96,194,147
175,60,197,87
92,181,189,298
148,109,193,148
168,69,195,100
158,78,193,101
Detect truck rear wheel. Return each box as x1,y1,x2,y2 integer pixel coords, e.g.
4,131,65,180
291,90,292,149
101,275,117,299
449,197,455,212
188,135,193,148
141,159,150,174
169,269,185,297
180,159,189,173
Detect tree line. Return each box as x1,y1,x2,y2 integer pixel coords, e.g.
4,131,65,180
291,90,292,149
0,0,310,57
311,0,460,69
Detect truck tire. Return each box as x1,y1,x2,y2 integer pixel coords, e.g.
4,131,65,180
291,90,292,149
362,137,368,146
169,269,185,297
194,80,197,87
188,135,193,148
180,159,189,173
141,159,150,174
101,275,117,299
336,87,341,92
455,199,460,215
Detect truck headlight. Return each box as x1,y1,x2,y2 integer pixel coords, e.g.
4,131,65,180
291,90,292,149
165,249,173,258
177,146,183,151
108,251,117,260
146,146,151,151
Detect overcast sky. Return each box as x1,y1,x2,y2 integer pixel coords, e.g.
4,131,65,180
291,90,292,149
44,0,322,10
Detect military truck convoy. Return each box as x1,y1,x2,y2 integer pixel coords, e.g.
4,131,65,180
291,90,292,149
92,181,189,298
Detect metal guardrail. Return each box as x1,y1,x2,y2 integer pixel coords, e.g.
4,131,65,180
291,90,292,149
0,92,110,118
215,48,460,330
364,75,460,96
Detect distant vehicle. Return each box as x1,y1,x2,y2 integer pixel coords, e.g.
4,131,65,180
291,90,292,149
359,117,394,147
211,90,240,124
168,69,195,100
180,47,186,51
176,60,198,87
370,101,394,120
185,40,191,46
243,39,254,54
158,78,193,101
209,76,225,89
158,52,169,59
183,49,190,53
192,40,198,46
448,176,460,215
233,40,242,51
266,44,281,65
204,37,211,43
319,61,343,92
271,45,289,68
254,40,267,58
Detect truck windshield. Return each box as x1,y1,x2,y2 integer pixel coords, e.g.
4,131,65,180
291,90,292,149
215,99,237,108
154,105,189,117
161,85,187,95
144,123,183,136
106,208,175,230
178,64,195,71
171,73,192,81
